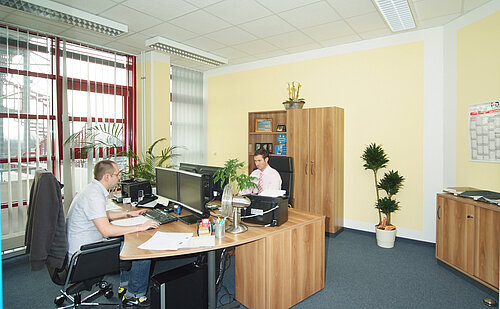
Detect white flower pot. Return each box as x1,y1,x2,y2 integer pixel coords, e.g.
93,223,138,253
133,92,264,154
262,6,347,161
375,228,397,248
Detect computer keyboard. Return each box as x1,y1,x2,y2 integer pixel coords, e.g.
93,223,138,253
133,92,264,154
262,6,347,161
143,209,177,225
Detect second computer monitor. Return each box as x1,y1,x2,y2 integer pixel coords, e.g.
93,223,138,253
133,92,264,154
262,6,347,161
155,167,179,201
178,170,209,217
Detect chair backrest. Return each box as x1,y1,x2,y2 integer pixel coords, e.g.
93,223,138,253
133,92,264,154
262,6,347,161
67,238,121,285
268,156,293,205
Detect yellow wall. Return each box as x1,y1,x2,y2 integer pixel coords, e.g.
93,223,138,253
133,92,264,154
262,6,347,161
208,42,424,231
136,52,171,156
457,11,500,191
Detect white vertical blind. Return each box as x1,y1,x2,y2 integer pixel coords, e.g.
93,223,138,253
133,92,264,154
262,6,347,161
1,25,134,251
171,66,204,165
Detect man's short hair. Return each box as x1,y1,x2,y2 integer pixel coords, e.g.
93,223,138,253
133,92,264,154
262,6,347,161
254,148,269,160
94,160,116,180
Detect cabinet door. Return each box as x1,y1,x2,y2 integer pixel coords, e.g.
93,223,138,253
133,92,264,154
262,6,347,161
438,197,475,274
474,207,500,289
309,108,340,232
436,196,445,260
287,109,310,211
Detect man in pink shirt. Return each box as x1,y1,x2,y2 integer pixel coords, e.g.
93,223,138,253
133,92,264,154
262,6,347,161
241,149,282,195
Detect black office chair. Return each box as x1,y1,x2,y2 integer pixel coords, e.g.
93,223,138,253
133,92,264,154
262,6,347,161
48,238,121,308
25,169,122,308
268,156,293,206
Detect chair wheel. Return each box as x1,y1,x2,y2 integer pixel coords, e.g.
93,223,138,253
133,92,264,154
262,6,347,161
99,281,111,289
54,295,65,306
104,290,113,299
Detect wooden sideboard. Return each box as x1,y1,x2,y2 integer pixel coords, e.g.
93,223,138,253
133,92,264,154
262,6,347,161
436,193,499,291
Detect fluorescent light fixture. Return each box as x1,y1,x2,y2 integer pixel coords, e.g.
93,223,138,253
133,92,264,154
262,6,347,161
145,36,228,66
0,0,128,36
373,0,415,32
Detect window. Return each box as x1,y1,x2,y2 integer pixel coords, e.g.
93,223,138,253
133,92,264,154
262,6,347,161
0,25,136,250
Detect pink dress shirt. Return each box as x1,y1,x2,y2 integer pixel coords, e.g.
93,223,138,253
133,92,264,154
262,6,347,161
240,165,282,195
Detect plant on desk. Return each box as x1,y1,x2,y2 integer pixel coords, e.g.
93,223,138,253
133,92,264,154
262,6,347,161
361,143,405,248
213,158,257,193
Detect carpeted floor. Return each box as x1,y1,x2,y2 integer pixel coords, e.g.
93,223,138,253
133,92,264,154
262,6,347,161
2,229,497,308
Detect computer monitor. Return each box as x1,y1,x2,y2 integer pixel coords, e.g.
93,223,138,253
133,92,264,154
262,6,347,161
178,170,210,218
179,162,226,200
197,165,226,200
155,167,179,202
179,162,199,174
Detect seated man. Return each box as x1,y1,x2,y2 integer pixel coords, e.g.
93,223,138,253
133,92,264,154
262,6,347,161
240,148,282,195
66,160,159,307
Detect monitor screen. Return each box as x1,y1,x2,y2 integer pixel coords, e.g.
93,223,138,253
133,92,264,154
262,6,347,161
178,170,206,217
179,162,199,173
198,165,226,200
155,167,179,201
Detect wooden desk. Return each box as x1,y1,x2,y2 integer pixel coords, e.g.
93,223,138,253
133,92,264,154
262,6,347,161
121,208,325,309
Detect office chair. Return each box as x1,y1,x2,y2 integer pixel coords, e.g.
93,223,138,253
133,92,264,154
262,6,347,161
268,156,294,206
25,169,122,308
48,238,121,308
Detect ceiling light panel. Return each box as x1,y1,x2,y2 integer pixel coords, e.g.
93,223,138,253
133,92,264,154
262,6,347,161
373,0,415,32
145,36,228,66
0,0,128,36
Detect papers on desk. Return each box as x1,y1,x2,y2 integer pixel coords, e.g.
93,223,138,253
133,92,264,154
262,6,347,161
137,232,215,251
111,216,149,226
180,235,215,249
259,189,286,197
106,199,122,211
138,232,193,250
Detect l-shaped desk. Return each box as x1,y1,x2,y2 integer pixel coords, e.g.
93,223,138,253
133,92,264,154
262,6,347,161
120,208,325,309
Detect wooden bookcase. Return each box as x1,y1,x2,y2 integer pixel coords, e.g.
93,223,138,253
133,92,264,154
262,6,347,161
248,110,287,171
248,107,344,234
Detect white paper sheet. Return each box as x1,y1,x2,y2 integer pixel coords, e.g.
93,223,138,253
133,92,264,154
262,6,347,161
179,235,215,248
138,232,193,250
111,216,149,226
106,200,122,211
259,189,286,197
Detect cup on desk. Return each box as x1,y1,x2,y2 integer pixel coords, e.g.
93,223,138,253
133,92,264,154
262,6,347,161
174,205,181,215
214,219,225,239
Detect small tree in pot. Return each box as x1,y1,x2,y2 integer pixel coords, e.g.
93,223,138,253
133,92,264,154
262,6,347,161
362,143,405,248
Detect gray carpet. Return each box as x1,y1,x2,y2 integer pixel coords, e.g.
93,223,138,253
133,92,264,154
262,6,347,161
2,229,497,308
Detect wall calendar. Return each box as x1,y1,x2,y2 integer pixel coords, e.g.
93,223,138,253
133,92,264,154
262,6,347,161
469,101,500,162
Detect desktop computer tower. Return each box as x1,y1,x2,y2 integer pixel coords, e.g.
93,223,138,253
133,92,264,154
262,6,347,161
151,262,208,309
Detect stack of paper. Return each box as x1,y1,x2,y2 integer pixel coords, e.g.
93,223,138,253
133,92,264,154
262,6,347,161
138,232,193,250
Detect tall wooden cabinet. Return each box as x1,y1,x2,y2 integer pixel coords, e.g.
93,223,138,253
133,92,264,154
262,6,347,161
436,193,499,291
287,107,344,234
248,107,344,234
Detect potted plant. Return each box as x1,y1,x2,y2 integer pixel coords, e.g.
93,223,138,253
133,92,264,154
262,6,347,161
283,81,305,110
361,143,405,248
213,158,257,194
64,124,180,186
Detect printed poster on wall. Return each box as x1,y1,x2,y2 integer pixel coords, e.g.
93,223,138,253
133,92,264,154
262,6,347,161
468,101,500,162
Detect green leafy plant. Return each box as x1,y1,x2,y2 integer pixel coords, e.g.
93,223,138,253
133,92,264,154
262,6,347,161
64,124,180,185
64,123,124,158
118,138,180,185
361,143,404,228
213,158,257,192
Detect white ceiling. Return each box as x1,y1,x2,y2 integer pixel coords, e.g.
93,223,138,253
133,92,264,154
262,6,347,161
0,0,493,71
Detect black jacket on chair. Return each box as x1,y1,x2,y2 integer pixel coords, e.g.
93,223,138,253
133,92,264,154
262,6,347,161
25,170,68,271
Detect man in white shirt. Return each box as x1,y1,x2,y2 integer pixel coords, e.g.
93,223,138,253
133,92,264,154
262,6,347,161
241,149,282,195
67,160,159,307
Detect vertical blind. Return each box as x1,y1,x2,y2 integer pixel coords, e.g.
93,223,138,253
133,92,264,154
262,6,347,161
171,65,205,165
0,24,135,252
